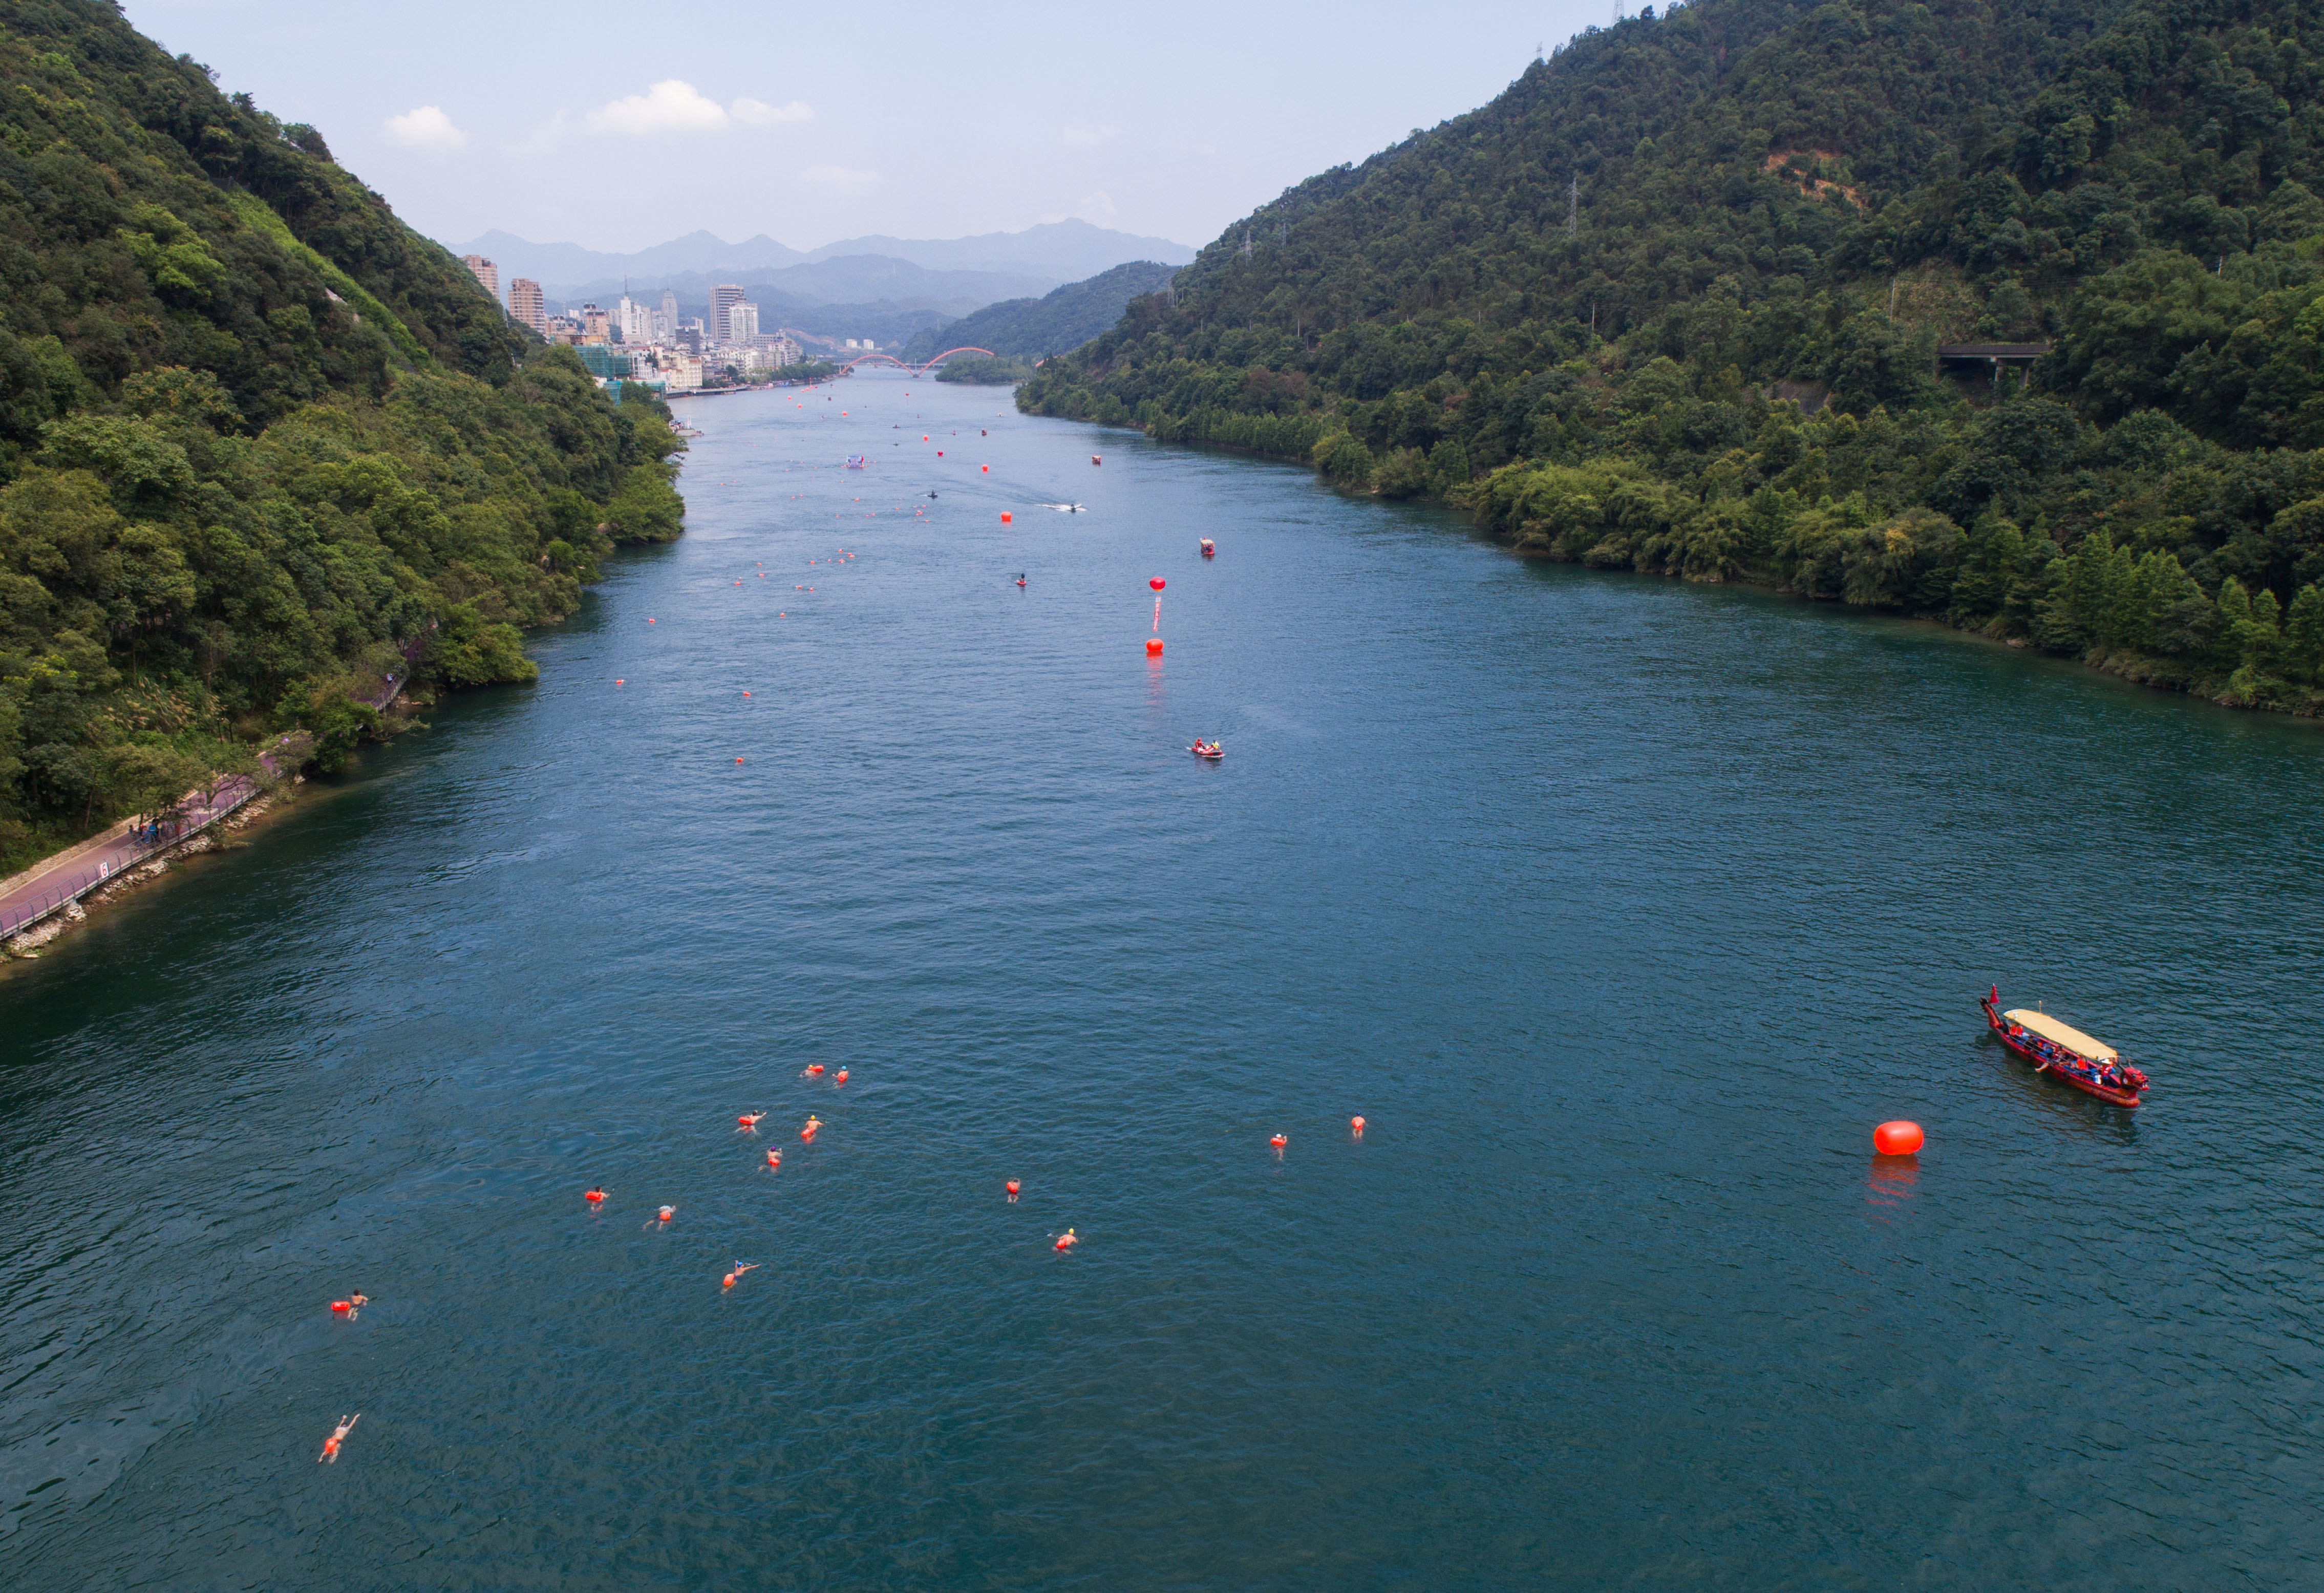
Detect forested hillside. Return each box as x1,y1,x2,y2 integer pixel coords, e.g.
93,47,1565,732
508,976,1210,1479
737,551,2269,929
1024,0,2324,712
0,0,684,873
901,262,1181,363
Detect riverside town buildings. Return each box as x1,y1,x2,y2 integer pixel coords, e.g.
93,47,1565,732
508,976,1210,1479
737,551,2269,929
503,274,801,394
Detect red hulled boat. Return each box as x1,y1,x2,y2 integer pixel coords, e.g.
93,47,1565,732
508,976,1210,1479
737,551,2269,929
1980,985,2147,1107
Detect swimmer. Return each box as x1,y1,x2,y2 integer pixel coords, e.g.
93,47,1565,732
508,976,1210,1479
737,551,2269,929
658,1205,676,1223
1015,574,1027,587
722,1262,762,1289
349,1291,370,1309
766,1148,782,1168
585,1186,606,1203
801,1115,822,1139
833,1069,848,1086
317,1412,360,1463
738,1112,766,1130
1055,1228,1077,1251
803,1064,824,1077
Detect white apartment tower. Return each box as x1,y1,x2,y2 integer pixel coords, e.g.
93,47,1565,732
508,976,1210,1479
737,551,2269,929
709,283,747,342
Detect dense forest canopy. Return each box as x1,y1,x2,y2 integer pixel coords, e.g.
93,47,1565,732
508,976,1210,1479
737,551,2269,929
0,0,686,873
1023,0,2324,713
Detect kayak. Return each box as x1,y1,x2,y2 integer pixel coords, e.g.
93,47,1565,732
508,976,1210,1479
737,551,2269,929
1979,987,2146,1107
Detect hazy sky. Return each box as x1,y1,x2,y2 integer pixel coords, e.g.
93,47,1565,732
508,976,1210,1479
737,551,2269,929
123,0,1609,252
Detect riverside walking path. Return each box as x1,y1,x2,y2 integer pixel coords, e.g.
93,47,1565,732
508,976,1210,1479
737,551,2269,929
0,668,410,942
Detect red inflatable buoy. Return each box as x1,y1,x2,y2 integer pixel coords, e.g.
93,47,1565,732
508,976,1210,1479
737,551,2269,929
1873,1120,1925,1156
1005,1179,1020,1197
1145,638,1163,656
1351,1116,1366,1133
1000,512,1012,524
1149,577,1165,591
1269,1134,1287,1149
330,1300,351,1313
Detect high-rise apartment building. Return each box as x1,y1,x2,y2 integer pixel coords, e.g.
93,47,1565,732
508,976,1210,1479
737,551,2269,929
709,283,747,342
508,278,547,334
580,303,611,344
727,302,759,343
459,253,499,301
617,295,655,344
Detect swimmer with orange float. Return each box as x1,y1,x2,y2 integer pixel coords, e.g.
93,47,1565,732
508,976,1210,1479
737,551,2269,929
721,1262,762,1290
585,1186,606,1203
766,1148,782,1169
803,1063,824,1077
1054,1228,1077,1251
833,1069,848,1086
318,1412,360,1463
738,1112,766,1130
802,1115,822,1140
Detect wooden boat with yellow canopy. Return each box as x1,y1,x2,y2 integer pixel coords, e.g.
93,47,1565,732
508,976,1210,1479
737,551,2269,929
1979,985,2147,1106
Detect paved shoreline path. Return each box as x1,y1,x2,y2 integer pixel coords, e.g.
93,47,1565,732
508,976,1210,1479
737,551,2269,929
0,672,406,941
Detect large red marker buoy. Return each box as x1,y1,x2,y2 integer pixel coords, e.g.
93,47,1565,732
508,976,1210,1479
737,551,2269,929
1000,512,1012,524
1145,637,1163,656
1873,1120,1925,1156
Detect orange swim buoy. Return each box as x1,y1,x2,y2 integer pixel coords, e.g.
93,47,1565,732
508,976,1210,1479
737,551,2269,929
722,1272,736,1288
614,678,624,685
331,1300,351,1313
1873,1120,1925,1156
766,1149,781,1167
1005,1179,1020,1197
834,1069,848,1085
585,1187,605,1202
1055,1228,1077,1250
1269,1134,1287,1149
805,1064,824,1076
1145,638,1164,656
658,1205,675,1221
1351,1116,1366,1133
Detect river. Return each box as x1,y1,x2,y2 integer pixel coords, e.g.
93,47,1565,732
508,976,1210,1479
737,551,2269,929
3,370,2319,1590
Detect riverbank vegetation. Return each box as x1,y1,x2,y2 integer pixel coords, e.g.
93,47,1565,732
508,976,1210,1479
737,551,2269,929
936,355,1038,385
1022,0,2324,713
0,2,685,873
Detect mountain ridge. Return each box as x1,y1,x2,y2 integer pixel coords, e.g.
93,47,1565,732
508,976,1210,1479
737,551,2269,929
1024,0,2324,715
454,218,1195,301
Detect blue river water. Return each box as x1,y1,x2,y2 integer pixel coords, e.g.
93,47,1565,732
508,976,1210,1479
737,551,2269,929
3,370,2320,1590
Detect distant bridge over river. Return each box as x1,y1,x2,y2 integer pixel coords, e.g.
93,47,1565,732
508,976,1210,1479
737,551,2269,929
832,347,996,375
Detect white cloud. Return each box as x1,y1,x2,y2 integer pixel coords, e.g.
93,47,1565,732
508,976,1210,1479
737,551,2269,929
800,164,881,188
733,97,814,126
1061,122,1118,147
383,105,467,153
586,79,731,135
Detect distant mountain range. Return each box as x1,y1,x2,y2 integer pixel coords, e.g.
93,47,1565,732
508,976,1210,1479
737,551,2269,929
553,257,1060,317
450,219,1195,302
